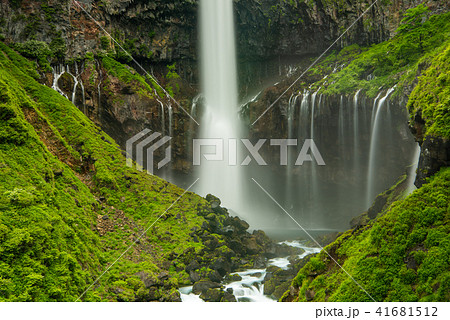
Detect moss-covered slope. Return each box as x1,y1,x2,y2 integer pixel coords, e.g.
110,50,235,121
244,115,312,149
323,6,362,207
282,168,449,302
0,41,277,302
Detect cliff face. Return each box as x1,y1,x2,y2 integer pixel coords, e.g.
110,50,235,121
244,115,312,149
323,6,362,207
1,1,445,64
0,1,445,175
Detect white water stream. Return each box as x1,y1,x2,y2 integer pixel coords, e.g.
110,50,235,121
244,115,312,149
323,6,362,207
179,240,321,302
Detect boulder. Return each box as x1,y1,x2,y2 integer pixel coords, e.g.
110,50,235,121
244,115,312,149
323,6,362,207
221,292,237,302
192,280,221,294
200,288,223,302
189,271,201,283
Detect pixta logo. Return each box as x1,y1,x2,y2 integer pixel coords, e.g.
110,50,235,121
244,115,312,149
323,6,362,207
193,138,325,166
126,129,172,174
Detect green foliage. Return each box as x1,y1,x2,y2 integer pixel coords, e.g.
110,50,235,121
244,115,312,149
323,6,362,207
100,36,110,50
0,42,210,301
49,31,66,60
289,168,450,302
407,45,450,139
310,9,450,98
165,62,181,96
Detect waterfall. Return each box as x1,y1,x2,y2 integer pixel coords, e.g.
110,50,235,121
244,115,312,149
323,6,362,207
286,92,301,210
366,87,396,208
168,103,173,138
353,89,361,175
51,64,68,99
370,91,383,128
196,0,242,210
66,64,78,105
406,143,420,195
158,99,165,135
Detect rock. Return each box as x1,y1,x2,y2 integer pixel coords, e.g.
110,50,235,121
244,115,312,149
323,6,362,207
189,271,201,283
192,280,221,294
207,270,223,283
305,289,315,301
157,271,169,281
134,271,157,288
225,274,242,282
226,288,234,294
185,260,200,273
230,217,249,231
252,255,266,268
204,237,219,250
415,136,450,187
212,257,231,276
148,287,160,301
221,292,237,302
200,288,223,302
243,237,259,255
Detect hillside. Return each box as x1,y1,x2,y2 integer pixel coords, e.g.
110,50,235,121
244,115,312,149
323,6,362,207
0,41,281,301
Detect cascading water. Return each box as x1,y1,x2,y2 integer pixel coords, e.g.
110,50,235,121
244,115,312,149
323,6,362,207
196,0,242,210
51,65,68,99
406,143,421,194
366,86,396,207
353,89,361,176
180,241,321,302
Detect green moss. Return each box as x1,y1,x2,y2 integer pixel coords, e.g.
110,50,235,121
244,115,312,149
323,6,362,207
307,10,450,98
407,46,450,139
288,168,450,302
0,41,211,301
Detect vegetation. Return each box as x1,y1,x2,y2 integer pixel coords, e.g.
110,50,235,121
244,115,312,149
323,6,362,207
0,41,210,301
284,168,449,302
305,9,450,98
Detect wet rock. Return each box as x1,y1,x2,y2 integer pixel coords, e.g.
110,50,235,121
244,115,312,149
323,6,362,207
200,288,223,302
225,273,242,282
135,271,157,288
243,237,259,255
221,292,237,302
185,260,200,273
207,269,223,283
192,280,221,294
212,257,231,276
189,271,201,283
252,255,266,268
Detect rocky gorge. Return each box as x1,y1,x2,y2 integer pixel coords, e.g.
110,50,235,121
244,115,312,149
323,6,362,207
0,0,448,303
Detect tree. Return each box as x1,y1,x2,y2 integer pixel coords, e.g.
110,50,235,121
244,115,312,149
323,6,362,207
396,4,430,54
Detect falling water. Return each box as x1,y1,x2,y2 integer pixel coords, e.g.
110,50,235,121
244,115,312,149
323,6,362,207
366,87,396,207
158,99,165,135
196,0,242,210
406,143,420,195
65,65,78,105
370,91,383,127
353,89,361,175
51,65,68,99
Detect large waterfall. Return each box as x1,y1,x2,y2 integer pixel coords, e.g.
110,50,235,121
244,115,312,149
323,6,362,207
195,0,243,210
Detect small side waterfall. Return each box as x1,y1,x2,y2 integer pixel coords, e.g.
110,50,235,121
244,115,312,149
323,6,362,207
51,65,68,99
66,65,78,105
51,62,86,114
158,99,165,135
366,86,396,208
406,143,421,194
